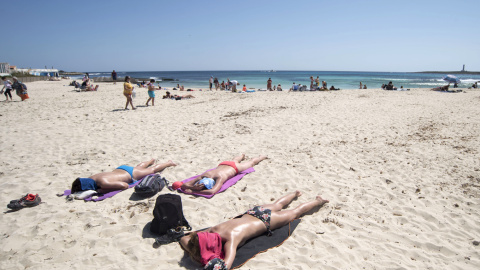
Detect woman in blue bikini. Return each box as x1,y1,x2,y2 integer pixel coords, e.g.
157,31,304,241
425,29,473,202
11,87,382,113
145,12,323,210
71,159,176,193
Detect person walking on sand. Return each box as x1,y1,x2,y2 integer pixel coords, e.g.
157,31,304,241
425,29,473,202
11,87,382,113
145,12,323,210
174,154,267,195
1,76,13,101
209,76,214,91
111,70,117,84
146,79,157,106
179,190,329,269
267,78,272,91
124,76,136,110
71,159,177,193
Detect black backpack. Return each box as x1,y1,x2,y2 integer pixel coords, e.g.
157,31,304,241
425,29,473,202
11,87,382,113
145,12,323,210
134,174,167,197
150,194,191,236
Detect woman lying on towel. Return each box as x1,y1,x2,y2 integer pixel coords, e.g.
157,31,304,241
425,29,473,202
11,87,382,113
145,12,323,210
179,191,329,270
174,154,267,195
71,159,176,193
431,84,450,91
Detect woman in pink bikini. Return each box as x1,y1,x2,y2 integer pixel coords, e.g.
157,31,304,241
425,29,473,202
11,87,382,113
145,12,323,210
177,154,267,195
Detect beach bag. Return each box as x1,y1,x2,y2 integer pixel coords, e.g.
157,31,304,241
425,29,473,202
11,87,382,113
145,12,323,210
151,194,191,236
132,88,136,98
134,174,166,197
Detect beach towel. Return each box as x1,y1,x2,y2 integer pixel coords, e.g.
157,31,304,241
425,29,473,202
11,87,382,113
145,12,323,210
231,219,301,269
60,178,144,202
178,167,255,198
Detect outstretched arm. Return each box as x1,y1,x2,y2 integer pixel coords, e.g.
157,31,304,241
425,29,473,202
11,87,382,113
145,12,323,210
182,176,202,190
223,240,237,270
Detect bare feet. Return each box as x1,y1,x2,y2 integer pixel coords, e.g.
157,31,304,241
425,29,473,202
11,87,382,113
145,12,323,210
132,107,137,110
316,195,329,205
166,160,177,167
295,190,303,198
258,155,268,161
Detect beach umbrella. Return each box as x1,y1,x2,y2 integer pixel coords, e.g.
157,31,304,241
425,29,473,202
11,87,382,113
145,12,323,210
443,75,460,84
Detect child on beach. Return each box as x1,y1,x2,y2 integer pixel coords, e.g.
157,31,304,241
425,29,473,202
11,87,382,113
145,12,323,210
1,76,13,101
242,84,247,92
146,79,157,106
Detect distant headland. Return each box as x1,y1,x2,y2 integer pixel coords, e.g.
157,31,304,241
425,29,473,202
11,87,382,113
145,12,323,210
415,65,480,75
415,71,480,75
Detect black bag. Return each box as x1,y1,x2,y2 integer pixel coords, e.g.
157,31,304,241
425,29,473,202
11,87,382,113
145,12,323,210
150,194,191,236
134,174,167,197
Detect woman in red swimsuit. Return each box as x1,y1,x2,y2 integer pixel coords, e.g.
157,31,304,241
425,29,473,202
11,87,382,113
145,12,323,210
179,154,267,195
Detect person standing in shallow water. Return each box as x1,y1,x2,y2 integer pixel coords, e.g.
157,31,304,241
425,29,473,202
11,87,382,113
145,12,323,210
111,70,117,84
267,78,272,91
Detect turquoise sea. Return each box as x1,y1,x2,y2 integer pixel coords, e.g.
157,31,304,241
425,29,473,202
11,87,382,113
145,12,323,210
78,71,480,90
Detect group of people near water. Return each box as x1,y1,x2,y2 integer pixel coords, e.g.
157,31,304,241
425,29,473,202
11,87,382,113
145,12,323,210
70,154,329,270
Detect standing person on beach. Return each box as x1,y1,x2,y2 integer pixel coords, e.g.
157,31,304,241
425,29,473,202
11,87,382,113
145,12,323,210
315,76,320,87
267,78,272,91
1,76,13,101
359,82,363,89
111,70,117,85
123,76,136,110
146,79,157,106
221,81,225,90
310,76,314,90
209,76,214,91
214,77,219,90
11,77,29,101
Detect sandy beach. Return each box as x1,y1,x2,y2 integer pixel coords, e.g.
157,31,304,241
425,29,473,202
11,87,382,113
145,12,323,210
0,80,479,269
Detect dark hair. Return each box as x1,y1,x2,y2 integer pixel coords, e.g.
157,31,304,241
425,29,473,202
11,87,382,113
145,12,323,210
1,76,6,80
71,178,81,193
187,232,202,263
150,79,155,83
125,76,130,82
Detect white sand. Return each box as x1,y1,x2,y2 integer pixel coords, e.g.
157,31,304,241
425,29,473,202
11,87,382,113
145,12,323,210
0,80,479,269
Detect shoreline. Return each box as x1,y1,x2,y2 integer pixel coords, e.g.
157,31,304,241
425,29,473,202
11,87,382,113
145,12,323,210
1,80,479,269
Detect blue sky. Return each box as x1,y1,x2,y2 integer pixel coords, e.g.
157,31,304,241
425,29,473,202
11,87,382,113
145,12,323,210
2,0,479,72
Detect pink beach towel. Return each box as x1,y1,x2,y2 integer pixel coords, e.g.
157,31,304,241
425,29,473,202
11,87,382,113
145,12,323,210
178,167,255,198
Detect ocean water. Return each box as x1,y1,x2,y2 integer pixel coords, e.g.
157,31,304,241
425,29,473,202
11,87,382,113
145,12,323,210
78,71,480,90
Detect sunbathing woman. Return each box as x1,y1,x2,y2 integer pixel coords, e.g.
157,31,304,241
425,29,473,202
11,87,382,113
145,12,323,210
174,154,267,195
179,191,329,269
431,84,450,91
71,159,176,193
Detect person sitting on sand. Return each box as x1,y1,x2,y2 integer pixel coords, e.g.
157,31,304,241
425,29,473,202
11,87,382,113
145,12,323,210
431,84,450,91
71,159,177,193
179,191,329,269
174,154,267,195
277,84,282,91
363,85,367,89
329,85,340,90
289,82,298,91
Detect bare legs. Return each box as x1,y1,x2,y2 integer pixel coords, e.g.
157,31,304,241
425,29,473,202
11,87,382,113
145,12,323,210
266,191,329,230
124,94,135,110
146,97,154,106
132,159,177,180
235,154,268,172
